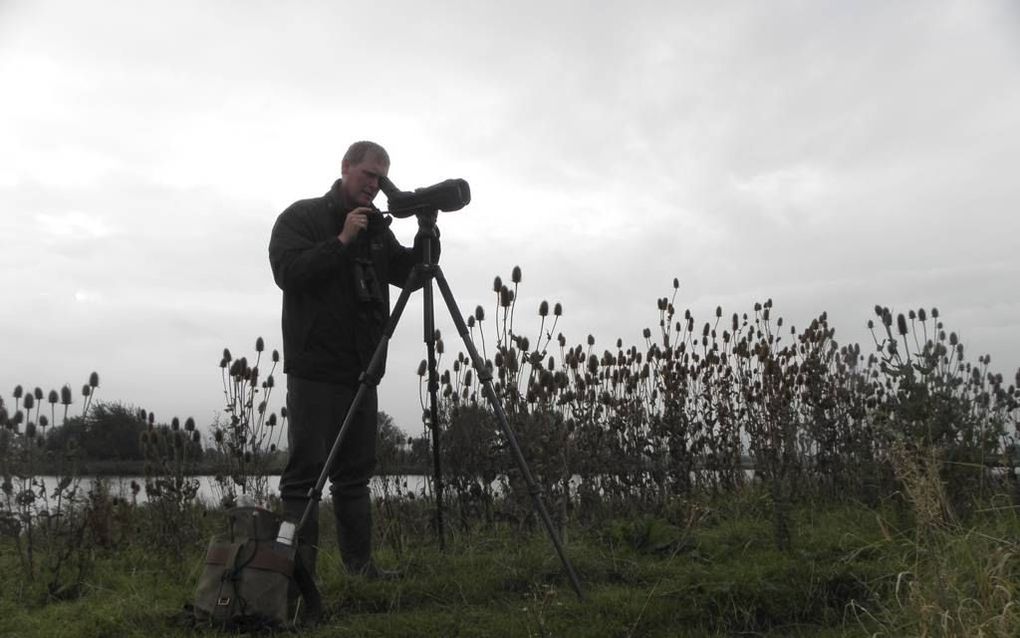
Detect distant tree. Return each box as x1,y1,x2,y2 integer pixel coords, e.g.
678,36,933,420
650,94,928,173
46,401,148,461
377,411,410,474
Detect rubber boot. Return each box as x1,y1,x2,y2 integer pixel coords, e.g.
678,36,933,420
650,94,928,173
334,494,402,580
334,493,373,574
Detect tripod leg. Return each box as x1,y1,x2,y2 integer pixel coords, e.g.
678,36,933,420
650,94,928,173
431,265,586,601
422,274,446,549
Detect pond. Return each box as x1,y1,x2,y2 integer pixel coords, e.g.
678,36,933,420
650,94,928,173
36,474,431,506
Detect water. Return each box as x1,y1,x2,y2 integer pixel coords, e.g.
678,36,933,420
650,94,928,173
37,475,430,506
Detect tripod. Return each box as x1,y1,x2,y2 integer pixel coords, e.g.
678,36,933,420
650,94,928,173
296,211,585,600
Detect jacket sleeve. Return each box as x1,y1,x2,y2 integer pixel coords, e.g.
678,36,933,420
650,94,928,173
386,226,440,291
269,208,352,292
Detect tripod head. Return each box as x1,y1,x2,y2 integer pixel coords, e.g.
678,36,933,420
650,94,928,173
379,175,471,219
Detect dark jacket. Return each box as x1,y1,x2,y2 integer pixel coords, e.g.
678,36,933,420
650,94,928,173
269,179,438,385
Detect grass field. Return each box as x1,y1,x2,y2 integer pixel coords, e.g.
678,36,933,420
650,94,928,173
4,489,1017,637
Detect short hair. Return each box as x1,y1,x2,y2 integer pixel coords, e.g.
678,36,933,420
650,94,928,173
343,141,389,166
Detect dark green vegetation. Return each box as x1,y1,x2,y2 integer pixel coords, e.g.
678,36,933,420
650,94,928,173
3,269,1020,635
3,492,1018,637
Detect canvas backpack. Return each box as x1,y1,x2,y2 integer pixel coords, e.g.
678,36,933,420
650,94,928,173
192,506,296,631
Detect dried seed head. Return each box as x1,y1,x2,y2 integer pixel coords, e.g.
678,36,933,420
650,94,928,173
417,360,427,376
500,286,512,307
61,385,72,405
539,300,549,317
918,308,927,322
272,349,280,363
931,308,939,319
185,417,195,432
39,415,48,427
587,334,595,346
223,348,232,363
643,327,651,339
192,431,201,444
492,276,502,293
89,372,100,388
33,387,43,400
512,265,522,283
48,389,58,405
171,417,180,431
255,336,264,352
266,375,275,389
13,385,23,399
897,313,908,336
673,277,679,290
23,394,35,410
467,315,475,328
716,306,722,318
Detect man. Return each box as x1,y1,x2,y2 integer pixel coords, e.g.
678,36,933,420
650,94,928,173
268,141,435,591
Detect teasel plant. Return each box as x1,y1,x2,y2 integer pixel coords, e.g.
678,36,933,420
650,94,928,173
866,305,1016,515
212,337,285,504
140,412,203,556
1,374,98,597
422,271,1020,547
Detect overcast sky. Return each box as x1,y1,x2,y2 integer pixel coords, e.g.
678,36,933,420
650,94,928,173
2,1,1019,439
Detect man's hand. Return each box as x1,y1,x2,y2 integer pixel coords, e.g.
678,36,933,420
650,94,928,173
338,207,374,245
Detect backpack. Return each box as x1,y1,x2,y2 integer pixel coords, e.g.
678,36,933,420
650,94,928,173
192,506,296,631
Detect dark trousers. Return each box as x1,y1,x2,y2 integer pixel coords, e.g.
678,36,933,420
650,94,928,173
280,375,378,574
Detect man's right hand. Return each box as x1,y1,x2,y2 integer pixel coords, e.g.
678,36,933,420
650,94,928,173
338,207,373,245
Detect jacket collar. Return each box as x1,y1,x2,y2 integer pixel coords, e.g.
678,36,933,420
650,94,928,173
327,178,355,214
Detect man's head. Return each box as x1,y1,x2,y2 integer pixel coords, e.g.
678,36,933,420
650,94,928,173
341,141,390,208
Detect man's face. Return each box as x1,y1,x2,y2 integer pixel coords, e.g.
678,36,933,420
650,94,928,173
341,152,389,207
